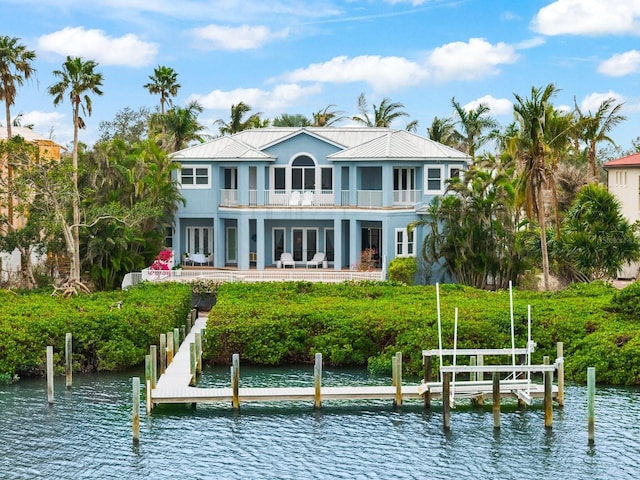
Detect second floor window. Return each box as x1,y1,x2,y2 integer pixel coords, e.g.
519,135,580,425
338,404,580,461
292,155,315,191
180,165,210,189
425,166,444,194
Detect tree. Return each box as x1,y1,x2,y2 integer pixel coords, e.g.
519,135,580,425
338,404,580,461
451,97,498,159
554,184,639,281
574,97,626,182
311,104,346,127
98,106,150,146
162,100,207,152
352,93,416,129
511,84,558,290
215,102,265,135
48,56,104,290
0,35,36,226
144,65,180,116
273,113,311,127
426,116,460,147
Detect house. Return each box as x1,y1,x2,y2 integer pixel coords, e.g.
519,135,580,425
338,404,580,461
603,153,640,279
169,127,470,277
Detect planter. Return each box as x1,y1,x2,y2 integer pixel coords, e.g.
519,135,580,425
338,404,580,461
191,292,216,311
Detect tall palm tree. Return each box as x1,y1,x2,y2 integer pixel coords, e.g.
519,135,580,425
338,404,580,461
311,104,345,127
48,56,104,287
0,35,36,225
451,97,499,159
352,93,415,129
144,65,180,116
427,116,459,147
574,97,626,182
215,102,264,135
273,113,311,127
163,100,207,152
511,83,558,291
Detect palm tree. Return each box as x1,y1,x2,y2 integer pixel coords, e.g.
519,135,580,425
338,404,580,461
144,65,180,116
352,93,416,129
273,113,311,127
311,104,346,127
215,102,264,135
427,116,459,147
48,56,104,287
451,98,499,159
163,100,207,152
574,97,626,182
510,83,558,291
0,35,36,225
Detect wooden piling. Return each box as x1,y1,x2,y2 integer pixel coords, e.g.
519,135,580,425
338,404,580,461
159,334,167,374
391,355,397,386
132,377,140,444
173,328,180,352
180,325,186,343
492,373,500,429
145,354,152,389
189,343,196,386
232,354,240,409
587,367,595,445
557,342,564,407
166,331,174,365
423,355,432,409
394,352,402,407
195,332,202,374
442,372,451,431
146,379,152,415
47,345,54,405
477,354,484,382
543,355,553,429
186,314,192,332
150,345,157,389
314,353,322,409
65,333,72,389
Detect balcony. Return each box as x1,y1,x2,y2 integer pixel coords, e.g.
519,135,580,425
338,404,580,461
393,189,420,206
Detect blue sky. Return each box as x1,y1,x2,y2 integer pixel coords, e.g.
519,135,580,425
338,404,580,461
3,0,640,154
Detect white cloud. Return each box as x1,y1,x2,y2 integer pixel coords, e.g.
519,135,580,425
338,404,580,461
598,50,640,76
37,27,158,66
531,0,640,36
280,55,428,92
579,91,625,113
15,110,73,145
516,37,546,50
191,24,290,51
463,95,513,116
190,83,323,111
427,38,518,82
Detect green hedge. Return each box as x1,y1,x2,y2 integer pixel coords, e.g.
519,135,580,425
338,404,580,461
204,280,640,385
0,282,191,377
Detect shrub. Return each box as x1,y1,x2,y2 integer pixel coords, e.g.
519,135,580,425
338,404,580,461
607,281,640,317
388,257,418,285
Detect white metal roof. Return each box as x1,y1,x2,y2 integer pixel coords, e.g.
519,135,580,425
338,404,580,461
171,135,274,160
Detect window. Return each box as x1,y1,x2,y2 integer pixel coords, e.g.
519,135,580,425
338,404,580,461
292,155,315,191
395,228,415,257
321,167,333,191
425,165,444,194
186,227,213,255
325,229,334,262
449,166,462,180
274,167,285,190
180,165,210,189
292,228,318,261
273,228,285,264
164,227,173,248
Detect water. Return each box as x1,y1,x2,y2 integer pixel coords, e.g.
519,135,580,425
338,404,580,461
1,367,639,479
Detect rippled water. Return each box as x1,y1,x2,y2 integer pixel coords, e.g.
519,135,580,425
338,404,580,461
1,367,639,479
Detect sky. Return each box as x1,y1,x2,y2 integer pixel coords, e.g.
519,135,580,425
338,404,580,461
2,0,640,154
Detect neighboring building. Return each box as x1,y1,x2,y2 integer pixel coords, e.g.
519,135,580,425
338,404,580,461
170,127,470,277
603,153,640,279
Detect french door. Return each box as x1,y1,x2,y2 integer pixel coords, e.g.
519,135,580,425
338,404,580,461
292,228,317,262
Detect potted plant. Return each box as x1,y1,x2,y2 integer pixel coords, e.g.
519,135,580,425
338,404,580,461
190,278,221,311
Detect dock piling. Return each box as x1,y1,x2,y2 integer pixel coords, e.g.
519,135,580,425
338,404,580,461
587,367,595,445
543,355,553,429
132,377,140,444
232,354,240,409
173,328,180,353
423,355,431,409
159,334,167,374
189,343,196,386
150,345,157,389
46,345,54,405
394,352,402,407
195,332,202,374
442,372,451,431
492,373,501,429
65,333,72,389
557,342,564,407
314,353,322,409
167,331,174,365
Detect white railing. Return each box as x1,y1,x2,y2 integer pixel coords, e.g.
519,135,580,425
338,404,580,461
263,190,335,207
220,189,238,206
357,190,383,208
125,267,384,289
393,189,420,206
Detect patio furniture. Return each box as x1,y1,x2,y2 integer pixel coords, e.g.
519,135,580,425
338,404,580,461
289,191,301,206
190,253,207,265
280,252,295,268
301,191,313,206
306,252,325,268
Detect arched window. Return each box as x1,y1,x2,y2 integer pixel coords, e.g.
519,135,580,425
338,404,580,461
291,155,315,191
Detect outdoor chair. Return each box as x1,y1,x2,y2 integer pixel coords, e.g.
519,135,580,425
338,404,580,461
306,252,325,268
289,191,301,206
301,191,313,206
280,252,296,268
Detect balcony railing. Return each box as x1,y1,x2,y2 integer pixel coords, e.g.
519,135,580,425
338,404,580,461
393,189,420,206
220,189,238,206
220,189,418,208
357,190,383,208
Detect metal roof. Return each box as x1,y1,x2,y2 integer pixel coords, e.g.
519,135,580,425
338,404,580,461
0,126,62,146
171,127,470,162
